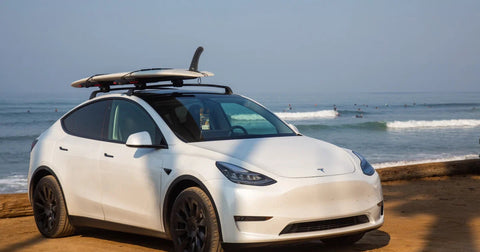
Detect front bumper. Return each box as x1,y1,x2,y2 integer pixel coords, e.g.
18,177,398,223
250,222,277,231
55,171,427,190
207,172,384,244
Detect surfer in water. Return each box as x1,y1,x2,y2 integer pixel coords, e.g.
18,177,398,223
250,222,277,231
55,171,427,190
333,104,340,116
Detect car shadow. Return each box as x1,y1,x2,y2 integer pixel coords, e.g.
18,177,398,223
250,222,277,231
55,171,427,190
77,227,174,251
229,230,390,252
76,227,389,252
0,234,45,252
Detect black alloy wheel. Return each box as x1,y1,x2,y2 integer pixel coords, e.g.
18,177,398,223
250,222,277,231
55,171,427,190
32,175,75,237
170,187,222,252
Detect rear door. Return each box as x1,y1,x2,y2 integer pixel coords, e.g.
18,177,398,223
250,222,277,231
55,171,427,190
57,99,111,219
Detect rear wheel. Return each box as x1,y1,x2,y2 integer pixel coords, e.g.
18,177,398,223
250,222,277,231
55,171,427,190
170,187,223,252
32,175,75,237
321,232,365,246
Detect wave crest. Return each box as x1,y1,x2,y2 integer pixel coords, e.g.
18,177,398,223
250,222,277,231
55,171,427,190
373,154,479,169
0,174,28,193
275,110,338,120
387,119,480,129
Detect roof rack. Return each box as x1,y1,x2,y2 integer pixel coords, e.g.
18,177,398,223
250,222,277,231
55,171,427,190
89,82,233,99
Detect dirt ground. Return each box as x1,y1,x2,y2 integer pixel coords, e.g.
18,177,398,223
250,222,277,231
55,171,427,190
1,174,479,252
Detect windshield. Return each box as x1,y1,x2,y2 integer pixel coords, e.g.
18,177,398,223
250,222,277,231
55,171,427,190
143,93,296,142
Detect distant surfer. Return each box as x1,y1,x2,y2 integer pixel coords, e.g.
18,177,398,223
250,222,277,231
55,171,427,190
283,104,293,112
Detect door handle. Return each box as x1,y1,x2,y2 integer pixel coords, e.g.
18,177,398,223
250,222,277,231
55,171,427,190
59,146,68,151
104,153,114,158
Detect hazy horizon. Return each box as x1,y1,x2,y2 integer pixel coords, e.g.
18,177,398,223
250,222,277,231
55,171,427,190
1,1,480,97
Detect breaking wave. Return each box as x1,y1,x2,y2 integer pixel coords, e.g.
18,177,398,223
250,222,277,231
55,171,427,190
373,154,479,169
296,119,480,132
275,110,338,120
0,174,28,193
387,119,480,129
230,114,264,121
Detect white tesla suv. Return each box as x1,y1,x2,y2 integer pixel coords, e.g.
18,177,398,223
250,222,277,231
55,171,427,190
28,48,383,252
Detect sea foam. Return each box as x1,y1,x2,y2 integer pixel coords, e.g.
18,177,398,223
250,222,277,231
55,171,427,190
373,154,479,169
387,119,480,129
0,174,28,193
275,110,338,121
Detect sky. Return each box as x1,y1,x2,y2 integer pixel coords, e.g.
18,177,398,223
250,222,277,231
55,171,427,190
1,1,480,98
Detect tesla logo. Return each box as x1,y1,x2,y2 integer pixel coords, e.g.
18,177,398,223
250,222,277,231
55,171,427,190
317,168,326,173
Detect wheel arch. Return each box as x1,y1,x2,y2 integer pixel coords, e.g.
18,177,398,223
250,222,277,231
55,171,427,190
163,175,223,241
29,167,64,207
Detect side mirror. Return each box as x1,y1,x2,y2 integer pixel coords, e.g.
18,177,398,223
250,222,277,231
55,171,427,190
126,131,167,149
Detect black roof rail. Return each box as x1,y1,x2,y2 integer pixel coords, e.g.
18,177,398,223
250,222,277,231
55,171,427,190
89,83,233,99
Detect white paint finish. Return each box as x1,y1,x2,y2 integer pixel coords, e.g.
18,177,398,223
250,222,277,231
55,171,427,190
99,141,165,231
53,129,104,219
192,136,356,178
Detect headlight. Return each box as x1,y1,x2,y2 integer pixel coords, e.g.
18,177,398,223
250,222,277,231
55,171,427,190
352,151,375,176
215,161,276,186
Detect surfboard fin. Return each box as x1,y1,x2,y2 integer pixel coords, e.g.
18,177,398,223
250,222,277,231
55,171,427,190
189,46,204,72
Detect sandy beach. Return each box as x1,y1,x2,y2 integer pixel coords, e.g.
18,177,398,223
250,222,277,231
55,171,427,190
1,159,479,252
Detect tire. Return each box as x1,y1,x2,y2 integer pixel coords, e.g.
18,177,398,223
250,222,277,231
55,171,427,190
321,232,365,246
170,187,223,252
32,175,75,238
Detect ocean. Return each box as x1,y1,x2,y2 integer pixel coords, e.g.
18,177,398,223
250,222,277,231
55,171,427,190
1,91,479,194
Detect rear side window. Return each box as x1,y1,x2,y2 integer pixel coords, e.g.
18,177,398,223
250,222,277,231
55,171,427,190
62,100,110,140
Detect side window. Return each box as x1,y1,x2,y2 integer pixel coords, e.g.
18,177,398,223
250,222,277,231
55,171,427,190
62,100,110,140
107,99,163,144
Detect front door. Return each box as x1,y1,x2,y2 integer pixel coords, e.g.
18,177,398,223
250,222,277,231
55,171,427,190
99,99,166,231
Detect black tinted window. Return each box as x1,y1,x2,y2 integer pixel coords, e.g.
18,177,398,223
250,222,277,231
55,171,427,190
62,100,110,140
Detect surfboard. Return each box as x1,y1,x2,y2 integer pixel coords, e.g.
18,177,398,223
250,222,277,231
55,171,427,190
71,68,214,88
72,46,213,88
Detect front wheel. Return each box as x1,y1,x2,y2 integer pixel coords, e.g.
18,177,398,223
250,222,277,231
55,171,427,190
170,187,223,252
32,175,75,238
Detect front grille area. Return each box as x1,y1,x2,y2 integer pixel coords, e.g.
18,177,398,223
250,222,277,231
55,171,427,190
279,215,370,235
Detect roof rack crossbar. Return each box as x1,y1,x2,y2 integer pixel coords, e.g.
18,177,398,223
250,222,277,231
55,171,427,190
89,83,233,99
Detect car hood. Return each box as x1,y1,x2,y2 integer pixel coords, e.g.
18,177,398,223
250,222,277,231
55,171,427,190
191,136,356,178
